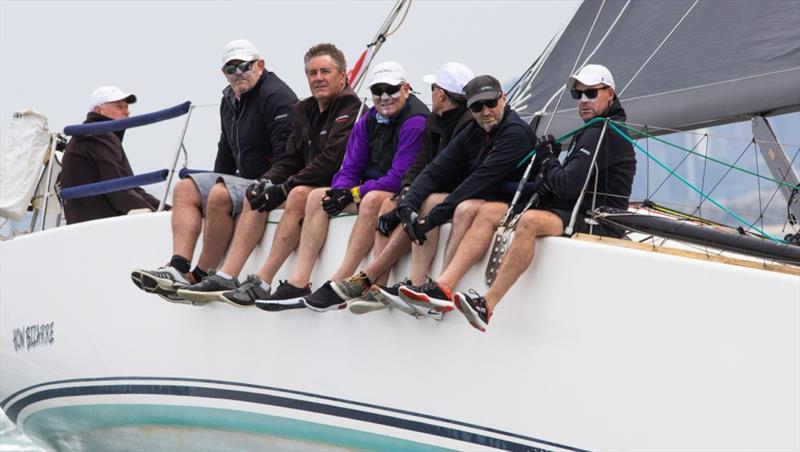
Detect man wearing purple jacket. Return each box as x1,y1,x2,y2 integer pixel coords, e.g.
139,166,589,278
255,61,429,311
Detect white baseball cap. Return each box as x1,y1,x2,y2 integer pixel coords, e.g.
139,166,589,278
369,61,406,87
567,64,616,90
87,86,137,112
222,39,260,65
422,62,474,96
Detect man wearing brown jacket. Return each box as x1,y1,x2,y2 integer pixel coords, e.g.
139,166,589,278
60,86,160,224
166,43,361,305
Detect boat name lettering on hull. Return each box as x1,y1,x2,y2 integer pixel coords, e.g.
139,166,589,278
12,322,55,351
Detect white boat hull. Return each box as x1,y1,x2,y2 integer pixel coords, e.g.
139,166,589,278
2,212,798,451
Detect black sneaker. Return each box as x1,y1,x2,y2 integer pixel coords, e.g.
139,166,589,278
398,279,455,313
454,290,491,332
255,280,309,312
176,271,239,305
303,281,349,312
220,274,269,308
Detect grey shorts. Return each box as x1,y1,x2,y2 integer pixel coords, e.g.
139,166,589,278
185,172,253,217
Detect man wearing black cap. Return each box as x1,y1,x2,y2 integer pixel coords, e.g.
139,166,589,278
388,75,537,315
447,64,636,332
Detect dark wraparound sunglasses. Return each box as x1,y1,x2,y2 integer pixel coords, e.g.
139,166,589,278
469,98,499,113
370,84,403,97
570,86,608,100
223,60,257,75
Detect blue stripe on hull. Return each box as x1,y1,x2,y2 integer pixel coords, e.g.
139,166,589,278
23,404,449,451
4,377,587,451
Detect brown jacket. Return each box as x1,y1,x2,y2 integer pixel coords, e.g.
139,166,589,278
59,112,160,224
265,85,361,190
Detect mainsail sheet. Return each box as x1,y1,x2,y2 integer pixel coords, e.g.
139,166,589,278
510,0,800,136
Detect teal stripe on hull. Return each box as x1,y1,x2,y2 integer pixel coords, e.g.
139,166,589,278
23,404,451,451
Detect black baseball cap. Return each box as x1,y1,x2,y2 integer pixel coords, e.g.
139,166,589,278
464,75,503,108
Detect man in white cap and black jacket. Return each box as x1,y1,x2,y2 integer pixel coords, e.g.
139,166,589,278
447,64,636,332
60,86,162,223
132,38,297,297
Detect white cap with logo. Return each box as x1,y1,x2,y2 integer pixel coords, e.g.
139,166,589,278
87,86,137,112
567,64,616,90
369,61,407,87
222,39,260,65
422,62,474,96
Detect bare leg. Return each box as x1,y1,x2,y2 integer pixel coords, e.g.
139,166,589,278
255,186,312,284
408,193,448,286
196,182,235,271
437,202,507,291
483,210,563,314
443,199,485,268
218,200,268,278
329,190,393,281
171,178,203,261
286,187,335,287
365,198,403,286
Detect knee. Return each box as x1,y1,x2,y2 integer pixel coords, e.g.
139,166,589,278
306,187,329,214
206,183,232,212
516,212,541,237
453,199,484,224
379,197,397,215
173,179,200,205
359,190,386,215
285,186,311,215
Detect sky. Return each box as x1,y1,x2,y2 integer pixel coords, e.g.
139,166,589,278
1,0,798,233
0,0,580,185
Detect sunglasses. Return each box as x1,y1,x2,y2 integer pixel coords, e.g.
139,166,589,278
570,86,608,100
370,84,403,97
223,60,257,75
469,98,499,113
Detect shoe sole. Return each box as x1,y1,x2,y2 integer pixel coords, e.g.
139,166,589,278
453,293,487,332
398,286,455,313
348,299,387,315
255,296,308,312
175,288,230,305
303,297,347,313
218,293,255,308
131,271,209,306
370,286,419,316
135,270,188,292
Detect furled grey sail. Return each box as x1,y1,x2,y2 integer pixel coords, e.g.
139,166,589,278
510,0,800,136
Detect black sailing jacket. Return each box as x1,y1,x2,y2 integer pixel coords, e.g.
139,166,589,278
214,70,298,179
399,106,536,227
538,98,636,214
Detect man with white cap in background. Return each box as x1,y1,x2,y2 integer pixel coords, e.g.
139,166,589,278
60,86,161,224
256,61,429,312
447,64,636,332
314,62,477,317
132,38,297,296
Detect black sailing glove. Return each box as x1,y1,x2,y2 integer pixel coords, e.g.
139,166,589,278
529,172,552,197
322,188,353,216
397,206,434,246
376,208,402,237
256,184,288,212
532,134,561,174
246,178,273,211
